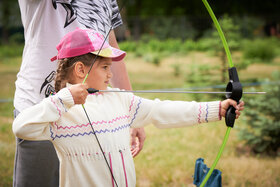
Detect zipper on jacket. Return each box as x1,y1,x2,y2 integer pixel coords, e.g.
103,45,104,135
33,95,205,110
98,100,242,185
108,152,114,187
119,150,128,187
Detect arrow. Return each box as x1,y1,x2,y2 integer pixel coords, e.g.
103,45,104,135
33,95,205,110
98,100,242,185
87,88,266,95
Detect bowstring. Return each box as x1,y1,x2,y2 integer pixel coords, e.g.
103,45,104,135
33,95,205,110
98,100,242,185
81,1,128,187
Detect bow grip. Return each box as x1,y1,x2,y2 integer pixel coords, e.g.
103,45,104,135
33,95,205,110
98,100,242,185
87,88,99,94
225,67,243,128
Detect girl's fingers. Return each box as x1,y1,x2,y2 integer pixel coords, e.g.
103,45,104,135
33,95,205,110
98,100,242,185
235,110,241,116
221,99,244,118
238,101,244,107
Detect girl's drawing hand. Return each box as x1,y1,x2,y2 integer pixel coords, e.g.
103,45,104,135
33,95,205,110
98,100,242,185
68,83,89,104
220,99,245,119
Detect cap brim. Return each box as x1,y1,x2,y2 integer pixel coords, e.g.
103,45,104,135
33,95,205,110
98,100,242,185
91,46,126,62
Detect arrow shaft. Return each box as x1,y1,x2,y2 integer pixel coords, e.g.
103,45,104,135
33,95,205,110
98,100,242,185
98,90,266,95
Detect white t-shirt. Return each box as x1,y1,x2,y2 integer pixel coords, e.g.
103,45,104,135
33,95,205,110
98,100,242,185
14,0,122,112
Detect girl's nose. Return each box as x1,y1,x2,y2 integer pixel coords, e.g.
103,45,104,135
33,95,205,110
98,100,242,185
108,70,113,79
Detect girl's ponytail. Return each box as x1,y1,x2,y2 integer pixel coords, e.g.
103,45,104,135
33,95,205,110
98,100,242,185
55,58,70,92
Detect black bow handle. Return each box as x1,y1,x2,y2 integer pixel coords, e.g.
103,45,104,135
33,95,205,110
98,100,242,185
87,88,99,94
225,67,243,127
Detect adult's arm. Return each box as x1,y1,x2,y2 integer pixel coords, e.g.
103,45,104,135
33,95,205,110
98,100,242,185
108,30,146,157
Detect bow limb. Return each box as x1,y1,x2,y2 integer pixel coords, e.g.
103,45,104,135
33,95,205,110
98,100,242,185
199,0,243,187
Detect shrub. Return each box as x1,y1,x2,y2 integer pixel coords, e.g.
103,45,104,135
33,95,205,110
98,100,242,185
164,39,183,53
118,41,137,52
242,38,277,62
9,32,24,44
239,71,280,156
171,63,181,77
143,53,161,66
146,16,196,40
209,15,242,82
195,38,217,52
185,63,214,88
182,39,197,51
0,44,24,59
146,39,165,52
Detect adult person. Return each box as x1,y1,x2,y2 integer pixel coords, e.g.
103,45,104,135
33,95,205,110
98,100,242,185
14,0,145,186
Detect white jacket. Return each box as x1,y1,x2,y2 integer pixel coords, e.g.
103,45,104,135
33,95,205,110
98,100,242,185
13,87,221,187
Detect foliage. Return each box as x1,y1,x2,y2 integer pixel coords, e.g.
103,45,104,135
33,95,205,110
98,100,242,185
145,16,196,40
143,53,162,66
171,63,181,77
0,0,22,43
209,15,242,82
0,44,24,59
120,37,207,54
181,39,197,51
8,32,24,44
242,38,278,63
184,63,217,101
239,71,280,156
186,63,212,84
118,40,137,52
236,16,264,38
145,39,166,52
120,38,185,66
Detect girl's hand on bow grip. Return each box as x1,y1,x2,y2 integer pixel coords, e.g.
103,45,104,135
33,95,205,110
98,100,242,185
220,99,245,119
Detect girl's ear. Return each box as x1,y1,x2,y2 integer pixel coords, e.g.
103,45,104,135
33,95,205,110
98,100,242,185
73,61,87,79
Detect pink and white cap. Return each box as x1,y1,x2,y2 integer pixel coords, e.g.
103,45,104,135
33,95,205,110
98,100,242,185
51,28,126,62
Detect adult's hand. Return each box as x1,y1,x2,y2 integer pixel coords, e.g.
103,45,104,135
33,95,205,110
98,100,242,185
130,128,146,157
108,31,146,156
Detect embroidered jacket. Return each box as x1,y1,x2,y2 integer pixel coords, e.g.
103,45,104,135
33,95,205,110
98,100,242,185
13,87,221,187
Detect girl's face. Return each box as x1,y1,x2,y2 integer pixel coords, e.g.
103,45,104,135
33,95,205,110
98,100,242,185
85,58,113,90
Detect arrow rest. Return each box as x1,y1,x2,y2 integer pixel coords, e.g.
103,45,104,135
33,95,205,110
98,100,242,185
225,67,243,127
87,88,99,94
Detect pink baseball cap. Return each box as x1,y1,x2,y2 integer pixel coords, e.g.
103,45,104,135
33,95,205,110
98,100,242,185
51,28,126,62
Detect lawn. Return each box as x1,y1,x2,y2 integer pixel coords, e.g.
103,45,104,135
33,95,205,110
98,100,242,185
0,51,279,187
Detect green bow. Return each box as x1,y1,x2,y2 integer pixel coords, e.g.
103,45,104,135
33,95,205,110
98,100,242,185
200,0,240,186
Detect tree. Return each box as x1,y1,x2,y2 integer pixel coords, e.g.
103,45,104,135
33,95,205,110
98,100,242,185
239,71,280,157
210,15,241,82
0,0,21,44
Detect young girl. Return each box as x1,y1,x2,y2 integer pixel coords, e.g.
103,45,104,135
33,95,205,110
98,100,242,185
13,28,244,187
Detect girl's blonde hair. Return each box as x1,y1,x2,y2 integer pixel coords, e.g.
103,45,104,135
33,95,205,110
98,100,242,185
55,53,96,92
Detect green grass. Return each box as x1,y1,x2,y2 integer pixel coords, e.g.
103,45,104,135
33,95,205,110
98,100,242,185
0,51,280,187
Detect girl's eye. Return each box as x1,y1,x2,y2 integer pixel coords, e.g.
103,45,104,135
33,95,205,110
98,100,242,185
103,66,108,69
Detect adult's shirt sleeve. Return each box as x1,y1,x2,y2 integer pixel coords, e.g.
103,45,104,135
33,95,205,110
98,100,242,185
111,0,123,29
12,88,75,141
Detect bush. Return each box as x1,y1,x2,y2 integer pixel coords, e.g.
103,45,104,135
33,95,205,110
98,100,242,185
118,40,137,52
0,44,24,59
239,71,280,156
195,38,217,52
143,53,162,66
120,38,187,55
146,39,166,52
171,63,181,77
145,16,196,40
182,39,197,51
242,38,277,62
9,32,24,44
164,39,183,53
